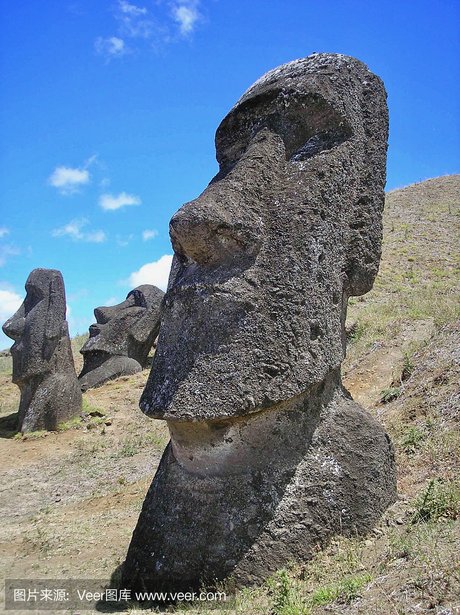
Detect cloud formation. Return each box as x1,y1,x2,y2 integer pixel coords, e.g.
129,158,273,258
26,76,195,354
117,0,153,38
48,165,90,195
119,0,147,16
0,227,9,238
94,36,128,59
142,229,158,241
172,1,201,36
52,219,107,243
129,254,173,290
95,0,203,59
99,192,141,211
0,288,23,324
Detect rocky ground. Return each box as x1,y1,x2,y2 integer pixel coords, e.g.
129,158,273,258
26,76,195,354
0,175,458,614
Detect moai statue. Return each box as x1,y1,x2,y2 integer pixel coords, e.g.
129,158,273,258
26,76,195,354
2,268,82,433
78,285,164,391
122,53,397,592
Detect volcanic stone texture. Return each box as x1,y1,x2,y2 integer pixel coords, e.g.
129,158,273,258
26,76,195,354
2,268,82,432
122,53,397,592
79,285,164,391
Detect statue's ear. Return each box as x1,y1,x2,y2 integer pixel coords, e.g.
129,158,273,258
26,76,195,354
45,273,66,341
345,75,388,297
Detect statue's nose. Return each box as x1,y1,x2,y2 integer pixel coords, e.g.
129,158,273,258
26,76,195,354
169,176,266,267
2,305,25,341
94,306,116,324
169,128,287,268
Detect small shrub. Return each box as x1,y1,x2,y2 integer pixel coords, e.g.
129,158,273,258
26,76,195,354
401,352,415,381
380,386,402,403
270,569,309,615
412,479,460,523
400,425,426,454
346,321,366,344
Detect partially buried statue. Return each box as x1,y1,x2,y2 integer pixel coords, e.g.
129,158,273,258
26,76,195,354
122,53,397,592
2,268,82,433
78,285,164,391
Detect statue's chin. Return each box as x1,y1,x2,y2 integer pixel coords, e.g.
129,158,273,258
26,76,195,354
166,370,341,477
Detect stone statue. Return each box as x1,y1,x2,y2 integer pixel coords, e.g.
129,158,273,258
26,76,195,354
78,285,164,391
122,53,397,592
2,268,82,433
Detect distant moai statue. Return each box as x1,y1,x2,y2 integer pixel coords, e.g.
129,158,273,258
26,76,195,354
2,268,82,432
121,53,397,592
78,285,164,391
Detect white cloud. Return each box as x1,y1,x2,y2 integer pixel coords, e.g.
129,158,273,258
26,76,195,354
48,165,90,195
0,227,9,238
99,192,141,211
95,0,203,59
95,36,128,59
119,0,147,16
172,1,201,35
117,0,154,38
0,288,23,324
142,229,158,241
129,254,173,291
52,218,107,243
85,230,107,243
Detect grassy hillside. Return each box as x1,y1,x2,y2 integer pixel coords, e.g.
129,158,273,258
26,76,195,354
0,175,458,614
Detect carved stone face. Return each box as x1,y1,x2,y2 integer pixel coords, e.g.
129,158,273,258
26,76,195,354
140,53,388,421
80,285,164,371
2,269,66,385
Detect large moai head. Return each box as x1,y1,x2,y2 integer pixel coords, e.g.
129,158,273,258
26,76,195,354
122,54,395,593
3,269,67,385
2,268,81,432
79,284,164,390
141,53,388,421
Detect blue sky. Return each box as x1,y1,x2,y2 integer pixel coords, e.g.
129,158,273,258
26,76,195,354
0,0,459,348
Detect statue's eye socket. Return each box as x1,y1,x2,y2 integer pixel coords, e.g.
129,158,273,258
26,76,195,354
216,90,352,170
24,285,44,312
290,127,352,162
127,290,147,308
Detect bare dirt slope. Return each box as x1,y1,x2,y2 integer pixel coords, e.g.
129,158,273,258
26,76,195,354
0,175,459,614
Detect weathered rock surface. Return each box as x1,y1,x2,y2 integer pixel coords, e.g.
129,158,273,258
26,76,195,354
2,268,82,433
122,53,397,592
78,285,164,391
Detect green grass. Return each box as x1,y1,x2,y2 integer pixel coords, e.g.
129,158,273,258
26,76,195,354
412,479,460,523
57,398,107,431
114,431,169,459
0,353,12,375
309,573,372,606
399,425,427,454
380,386,402,403
14,430,48,440
346,179,460,367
